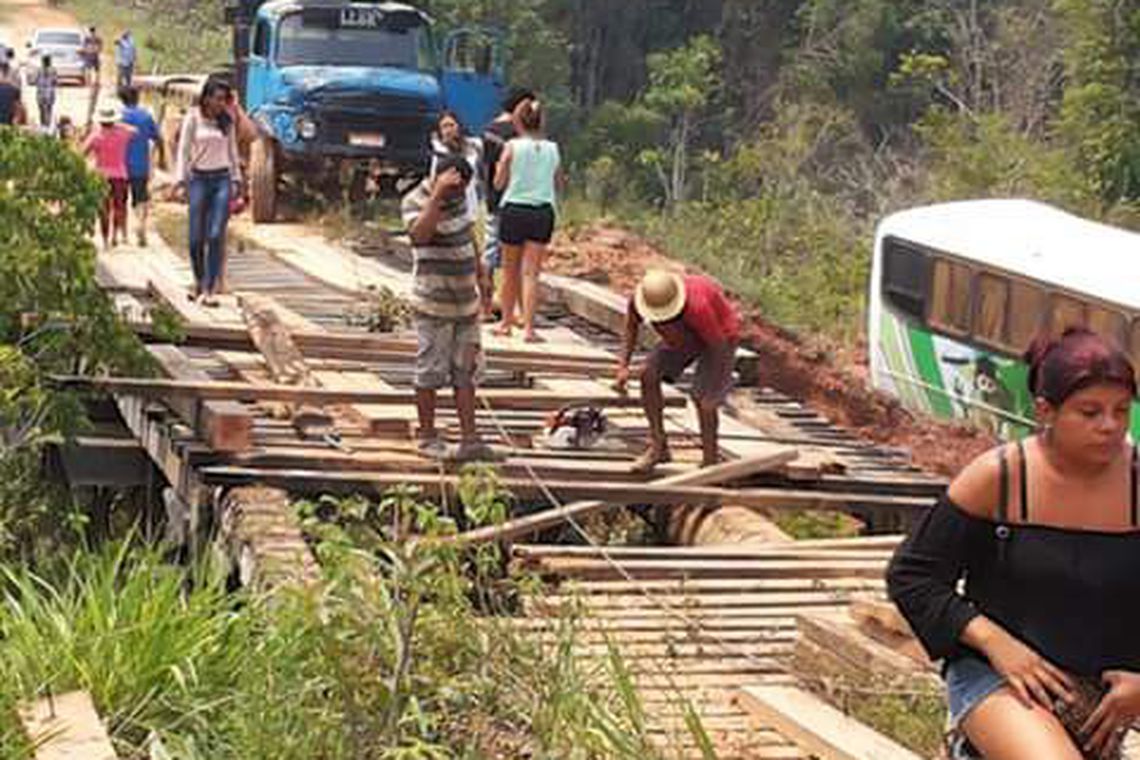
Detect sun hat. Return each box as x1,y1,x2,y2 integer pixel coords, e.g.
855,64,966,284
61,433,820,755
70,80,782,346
634,269,687,324
96,103,120,124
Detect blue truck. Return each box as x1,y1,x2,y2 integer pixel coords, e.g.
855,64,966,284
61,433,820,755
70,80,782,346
225,0,504,222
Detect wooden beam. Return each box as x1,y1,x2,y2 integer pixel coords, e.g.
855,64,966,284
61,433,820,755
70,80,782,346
238,293,334,437
128,321,620,373
217,485,317,589
147,346,253,452
734,685,923,760
449,448,799,545
56,375,688,410
19,691,118,760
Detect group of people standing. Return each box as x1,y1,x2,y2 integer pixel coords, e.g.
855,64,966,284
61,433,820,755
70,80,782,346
403,87,566,461
426,88,563,342
80,27,135,89
79,86,161,250
405,87,740,468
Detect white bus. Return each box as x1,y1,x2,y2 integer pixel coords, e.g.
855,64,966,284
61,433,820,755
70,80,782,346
867,199,1140,438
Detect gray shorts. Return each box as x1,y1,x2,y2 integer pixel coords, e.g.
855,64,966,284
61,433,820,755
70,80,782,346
414,314,484,390
648,330,737,404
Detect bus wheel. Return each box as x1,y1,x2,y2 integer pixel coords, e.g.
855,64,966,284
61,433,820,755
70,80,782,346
250,136,277,223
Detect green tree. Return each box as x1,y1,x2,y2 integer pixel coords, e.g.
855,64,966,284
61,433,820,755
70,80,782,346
1056,0,1140,204
0,129,150,561
640,35,721,208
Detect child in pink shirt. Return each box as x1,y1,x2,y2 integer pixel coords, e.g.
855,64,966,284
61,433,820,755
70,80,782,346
82,104,135,249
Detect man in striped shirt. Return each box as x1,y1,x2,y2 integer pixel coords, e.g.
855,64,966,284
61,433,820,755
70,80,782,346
402,155,498,462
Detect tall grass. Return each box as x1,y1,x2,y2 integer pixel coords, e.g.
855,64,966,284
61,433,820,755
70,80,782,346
0,518,685,758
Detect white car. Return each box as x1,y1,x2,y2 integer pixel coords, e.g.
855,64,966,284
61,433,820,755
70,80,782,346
25,28,87,84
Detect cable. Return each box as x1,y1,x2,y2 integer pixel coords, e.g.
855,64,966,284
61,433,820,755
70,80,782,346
476,395,798,681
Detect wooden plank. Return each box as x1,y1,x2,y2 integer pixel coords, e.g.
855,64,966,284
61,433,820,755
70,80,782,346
523,557,886,581
450,448,799,545
310,369,416,438
57,376,688,410
239,293,333,437
129,320,621,375
847,600,933,669
197,466,930,514
19,691,118,760
734,685,923,760
147,346,252,452
513,544,897,562
796,610,936,681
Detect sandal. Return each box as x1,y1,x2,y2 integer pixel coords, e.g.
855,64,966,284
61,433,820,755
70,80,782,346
630,446,673,475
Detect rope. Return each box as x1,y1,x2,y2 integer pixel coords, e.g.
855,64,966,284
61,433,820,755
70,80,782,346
476,395,800,680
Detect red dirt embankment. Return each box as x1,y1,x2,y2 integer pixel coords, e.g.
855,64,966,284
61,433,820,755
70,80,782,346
549,223,995,477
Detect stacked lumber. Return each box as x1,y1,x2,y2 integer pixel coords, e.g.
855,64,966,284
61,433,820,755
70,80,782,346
19,691,118,760
517,537,895,759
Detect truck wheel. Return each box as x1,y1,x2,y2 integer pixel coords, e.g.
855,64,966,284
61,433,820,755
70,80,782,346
250,136,277,223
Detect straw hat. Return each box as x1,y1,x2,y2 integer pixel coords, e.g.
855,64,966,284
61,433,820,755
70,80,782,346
96,103,120,124
634,270,686,323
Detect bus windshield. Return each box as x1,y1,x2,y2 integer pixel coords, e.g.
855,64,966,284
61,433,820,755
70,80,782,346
276,12,435,70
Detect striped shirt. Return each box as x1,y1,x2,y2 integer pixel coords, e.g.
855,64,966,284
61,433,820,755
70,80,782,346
401,178,479,320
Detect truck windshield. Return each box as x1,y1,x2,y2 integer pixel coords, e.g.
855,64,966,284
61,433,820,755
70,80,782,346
276,13,434,70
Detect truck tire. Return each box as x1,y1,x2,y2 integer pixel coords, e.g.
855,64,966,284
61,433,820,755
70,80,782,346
250,136,277,224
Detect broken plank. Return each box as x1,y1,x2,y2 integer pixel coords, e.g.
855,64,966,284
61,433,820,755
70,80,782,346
449,448,799,545
147,345,252,452
734,686,923,760
239,293,333,437
57,375,690,410
19,691,118,760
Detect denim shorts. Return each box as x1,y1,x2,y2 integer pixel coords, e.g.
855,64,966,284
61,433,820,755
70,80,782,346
944,654,1006,728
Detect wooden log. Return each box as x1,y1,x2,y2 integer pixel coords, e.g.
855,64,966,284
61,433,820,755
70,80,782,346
216,485,317,589
55,375,689,410
447,448,799,545
734,685,924,760
197,467,929,517
19,691,118,760
239,293,333,437
147,346,252,452
847,600,933,669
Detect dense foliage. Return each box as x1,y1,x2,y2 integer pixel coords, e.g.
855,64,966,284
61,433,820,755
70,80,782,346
0,129,151,561
63,0,1140,337
0,485,671,759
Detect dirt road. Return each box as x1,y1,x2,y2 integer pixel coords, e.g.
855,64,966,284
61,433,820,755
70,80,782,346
0,0,118,128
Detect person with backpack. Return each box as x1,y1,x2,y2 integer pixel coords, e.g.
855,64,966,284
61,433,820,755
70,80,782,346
174,78,242,304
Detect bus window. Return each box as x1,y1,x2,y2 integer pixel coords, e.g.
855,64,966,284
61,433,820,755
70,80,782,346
1088,306,1127,348
974,273,1009,348
881,238,930,322
928,258,972,335
1050,294,1087,335
1009,281,1046,351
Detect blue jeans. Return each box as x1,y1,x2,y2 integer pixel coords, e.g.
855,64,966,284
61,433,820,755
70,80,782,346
187,170,231,295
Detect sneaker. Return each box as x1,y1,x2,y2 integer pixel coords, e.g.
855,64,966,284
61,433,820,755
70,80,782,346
137,230,147,248
453,439,505,463
417,436,449,461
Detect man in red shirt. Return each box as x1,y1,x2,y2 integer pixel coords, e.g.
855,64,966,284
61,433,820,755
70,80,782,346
615,270,741,473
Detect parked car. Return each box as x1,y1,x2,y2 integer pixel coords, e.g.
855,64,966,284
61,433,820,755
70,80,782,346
24,28,86,84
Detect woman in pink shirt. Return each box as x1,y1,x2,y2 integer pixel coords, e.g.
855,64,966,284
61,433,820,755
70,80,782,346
82,104,135,250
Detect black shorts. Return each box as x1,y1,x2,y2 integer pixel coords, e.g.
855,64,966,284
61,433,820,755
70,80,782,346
499,202,555,245
128,176,149,206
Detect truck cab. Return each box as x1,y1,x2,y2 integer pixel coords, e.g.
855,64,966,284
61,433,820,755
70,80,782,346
229,0,502,222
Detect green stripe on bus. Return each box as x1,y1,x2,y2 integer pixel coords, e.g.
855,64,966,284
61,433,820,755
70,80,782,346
907,326,955,417
880,311,927,411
